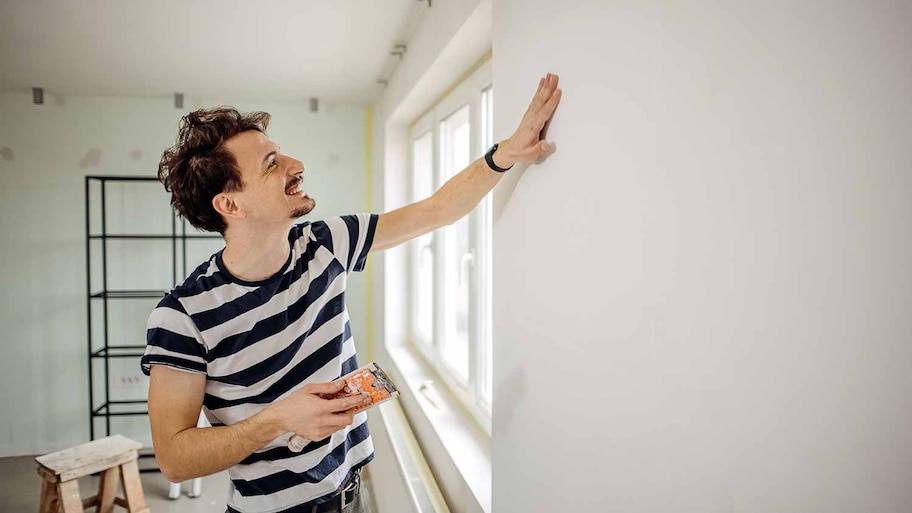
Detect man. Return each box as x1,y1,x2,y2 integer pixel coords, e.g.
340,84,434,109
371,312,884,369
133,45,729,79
142,73,561,512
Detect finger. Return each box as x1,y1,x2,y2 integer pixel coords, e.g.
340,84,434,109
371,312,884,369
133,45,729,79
534,89,562,130
319,412,356,435
525,74,559,124
333,411,356,427
537,75,549,99
523,74,551,117
534,79,560,114
531,74,551,110
537,74,558,104
303,380,346,395
313,430,333,441
326,392,372,413
540,113,554,141
539,73,555,96
517,141,550,162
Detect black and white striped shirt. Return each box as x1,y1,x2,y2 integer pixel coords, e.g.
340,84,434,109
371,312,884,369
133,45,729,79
141,213,378,512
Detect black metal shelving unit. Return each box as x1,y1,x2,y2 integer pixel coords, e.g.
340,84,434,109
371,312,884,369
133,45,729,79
85,175,220,471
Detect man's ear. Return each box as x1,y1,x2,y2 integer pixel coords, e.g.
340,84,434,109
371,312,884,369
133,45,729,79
212,193,245,220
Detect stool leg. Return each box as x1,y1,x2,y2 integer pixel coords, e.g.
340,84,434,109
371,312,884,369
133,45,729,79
189,476,202,498
168,481,181,500
118,459,148,513
96,467,119,513
57,480,83,513
39,478,58,513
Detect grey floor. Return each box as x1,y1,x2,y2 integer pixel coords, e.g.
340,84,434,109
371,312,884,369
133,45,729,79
0,455,375,512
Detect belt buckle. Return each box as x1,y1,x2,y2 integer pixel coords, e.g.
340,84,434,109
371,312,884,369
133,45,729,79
339,469,361,511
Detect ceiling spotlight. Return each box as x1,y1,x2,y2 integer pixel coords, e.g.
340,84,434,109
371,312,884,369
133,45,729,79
33,88,44,105
174,93,184,109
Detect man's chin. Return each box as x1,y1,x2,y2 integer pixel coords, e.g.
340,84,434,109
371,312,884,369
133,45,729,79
290,197,316,219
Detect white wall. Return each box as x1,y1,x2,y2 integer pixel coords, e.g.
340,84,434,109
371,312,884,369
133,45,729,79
492,1,912,512
0,93,370,455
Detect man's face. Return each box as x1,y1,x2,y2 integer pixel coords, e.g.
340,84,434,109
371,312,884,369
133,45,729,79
222,130,315,226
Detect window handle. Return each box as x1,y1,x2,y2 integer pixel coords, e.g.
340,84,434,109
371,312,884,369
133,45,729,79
420,242,433,266
459,251,474,286
418,381,441,409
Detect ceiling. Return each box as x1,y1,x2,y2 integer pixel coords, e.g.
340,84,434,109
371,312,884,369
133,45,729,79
0,0,426,103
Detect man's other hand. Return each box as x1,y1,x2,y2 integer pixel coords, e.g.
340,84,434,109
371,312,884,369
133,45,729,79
268,380,372,442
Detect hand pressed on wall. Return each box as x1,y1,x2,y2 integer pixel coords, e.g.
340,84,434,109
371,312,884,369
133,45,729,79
495,73,562,168
491,73,563,224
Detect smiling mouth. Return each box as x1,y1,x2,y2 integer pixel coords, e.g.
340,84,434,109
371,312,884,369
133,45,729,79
285,176,306,196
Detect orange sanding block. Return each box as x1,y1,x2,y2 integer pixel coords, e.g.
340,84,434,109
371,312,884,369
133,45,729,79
329,362,400,412
287,362,400,453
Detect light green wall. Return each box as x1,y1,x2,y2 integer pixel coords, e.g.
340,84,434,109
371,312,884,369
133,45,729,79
0,93,371,455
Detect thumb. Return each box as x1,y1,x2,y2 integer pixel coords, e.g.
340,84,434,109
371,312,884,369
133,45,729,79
518,141,550,162
303,380,347,395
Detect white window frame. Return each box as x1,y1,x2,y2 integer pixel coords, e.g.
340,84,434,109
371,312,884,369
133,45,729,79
407,59,493,432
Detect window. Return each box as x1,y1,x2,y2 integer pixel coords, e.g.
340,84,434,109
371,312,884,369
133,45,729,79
408,60,494,425
411,131,435,348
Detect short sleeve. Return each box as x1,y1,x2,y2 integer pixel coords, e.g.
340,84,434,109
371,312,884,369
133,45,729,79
141,295,208,376
309,213,379,273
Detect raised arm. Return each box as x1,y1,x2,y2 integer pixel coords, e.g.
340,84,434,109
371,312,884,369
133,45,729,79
371,72,563,253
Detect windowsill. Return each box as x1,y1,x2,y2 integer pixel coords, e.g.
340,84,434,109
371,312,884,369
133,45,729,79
384,342,492,513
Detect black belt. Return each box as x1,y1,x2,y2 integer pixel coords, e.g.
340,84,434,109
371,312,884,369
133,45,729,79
311,469,362,513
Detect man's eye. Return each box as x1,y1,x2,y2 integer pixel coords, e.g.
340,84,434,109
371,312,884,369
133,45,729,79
269,159,277,168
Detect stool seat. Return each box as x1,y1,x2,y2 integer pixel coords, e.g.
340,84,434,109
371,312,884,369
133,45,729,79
36,435,148,513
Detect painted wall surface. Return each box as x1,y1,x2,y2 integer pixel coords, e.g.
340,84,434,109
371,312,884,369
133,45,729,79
0,93,370,455
492,1,912,512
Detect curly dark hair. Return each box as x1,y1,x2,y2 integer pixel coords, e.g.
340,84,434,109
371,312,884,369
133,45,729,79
158,107,271,234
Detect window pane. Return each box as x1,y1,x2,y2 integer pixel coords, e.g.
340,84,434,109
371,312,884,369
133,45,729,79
440,105,471,381
412,132,434,345
480,86,494,407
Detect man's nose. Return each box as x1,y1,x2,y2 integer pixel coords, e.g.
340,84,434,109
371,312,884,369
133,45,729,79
279,155,304,173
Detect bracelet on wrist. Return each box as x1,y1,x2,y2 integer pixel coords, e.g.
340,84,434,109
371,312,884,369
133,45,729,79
484,143,513,173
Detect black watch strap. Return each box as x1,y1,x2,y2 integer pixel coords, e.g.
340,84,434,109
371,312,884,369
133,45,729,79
484,143,513,173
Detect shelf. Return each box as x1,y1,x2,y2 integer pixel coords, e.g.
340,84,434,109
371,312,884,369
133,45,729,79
86,175,160,182
86,175,190,449
90,290,167,299
138,448,161,473
92,346,147,358
92,400,149,417
88,234,222,240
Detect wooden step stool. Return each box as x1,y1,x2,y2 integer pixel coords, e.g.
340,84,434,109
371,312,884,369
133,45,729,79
35,435,149,513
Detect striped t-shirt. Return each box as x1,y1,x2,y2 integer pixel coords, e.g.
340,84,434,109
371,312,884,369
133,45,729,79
141,213,378,513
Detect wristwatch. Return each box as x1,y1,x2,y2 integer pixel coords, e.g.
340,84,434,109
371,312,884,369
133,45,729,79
484,143,514,173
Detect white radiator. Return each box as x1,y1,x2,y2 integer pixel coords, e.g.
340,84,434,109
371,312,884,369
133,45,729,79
367,401,449,513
